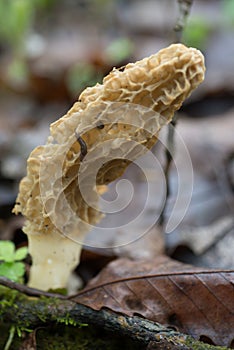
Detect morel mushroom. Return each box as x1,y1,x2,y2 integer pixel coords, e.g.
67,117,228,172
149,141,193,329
13,44,205,291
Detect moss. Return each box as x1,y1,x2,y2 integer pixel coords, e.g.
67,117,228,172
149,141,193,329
56,312,88,327
0,286,19,312
185,336,230,350
0,324,25,350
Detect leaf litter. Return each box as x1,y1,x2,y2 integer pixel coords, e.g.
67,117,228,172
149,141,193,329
72,256,234,347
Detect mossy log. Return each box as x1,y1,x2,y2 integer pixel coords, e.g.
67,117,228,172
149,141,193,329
0,277,230,350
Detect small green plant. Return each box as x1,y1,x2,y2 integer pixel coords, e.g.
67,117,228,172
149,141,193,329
57,313,88,327
222,0,234,27
104,37,134,64
0,241,28,283
182,17,211,50
0,0,56,84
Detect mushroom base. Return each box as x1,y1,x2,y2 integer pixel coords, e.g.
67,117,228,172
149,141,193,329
27,230,83,291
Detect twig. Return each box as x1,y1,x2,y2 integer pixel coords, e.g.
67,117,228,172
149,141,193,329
174,0,194,43
159,116,177,226
0,276,67,300
225,151,234,193
159,0,193,227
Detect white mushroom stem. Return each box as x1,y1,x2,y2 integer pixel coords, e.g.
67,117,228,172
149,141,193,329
27,231,83,290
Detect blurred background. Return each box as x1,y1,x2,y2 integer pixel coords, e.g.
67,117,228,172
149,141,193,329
0,0,233,278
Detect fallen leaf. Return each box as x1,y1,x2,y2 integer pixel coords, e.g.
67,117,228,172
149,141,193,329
72,256,234,347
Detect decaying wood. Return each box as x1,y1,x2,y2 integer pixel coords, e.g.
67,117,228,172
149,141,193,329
0,277,230,349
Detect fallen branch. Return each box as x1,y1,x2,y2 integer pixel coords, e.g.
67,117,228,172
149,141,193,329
0,277,230,349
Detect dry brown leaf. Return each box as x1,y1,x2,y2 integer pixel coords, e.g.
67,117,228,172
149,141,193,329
72,256,234,347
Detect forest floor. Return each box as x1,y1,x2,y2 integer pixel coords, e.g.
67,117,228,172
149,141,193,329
0,1,233,349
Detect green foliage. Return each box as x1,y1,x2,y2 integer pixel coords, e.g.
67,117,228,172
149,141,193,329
0,0,56,84
3,325,15,350
2,325,33,350
0,241,27,262
15,325,33,337
67,38,133,96
67,62,103,96
57,313,88,327
182,17,211,49
0,241,28,283
0,0,55,49
105,38,134,64
222,0,234,27
0,0,32,48
6,59,28,84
